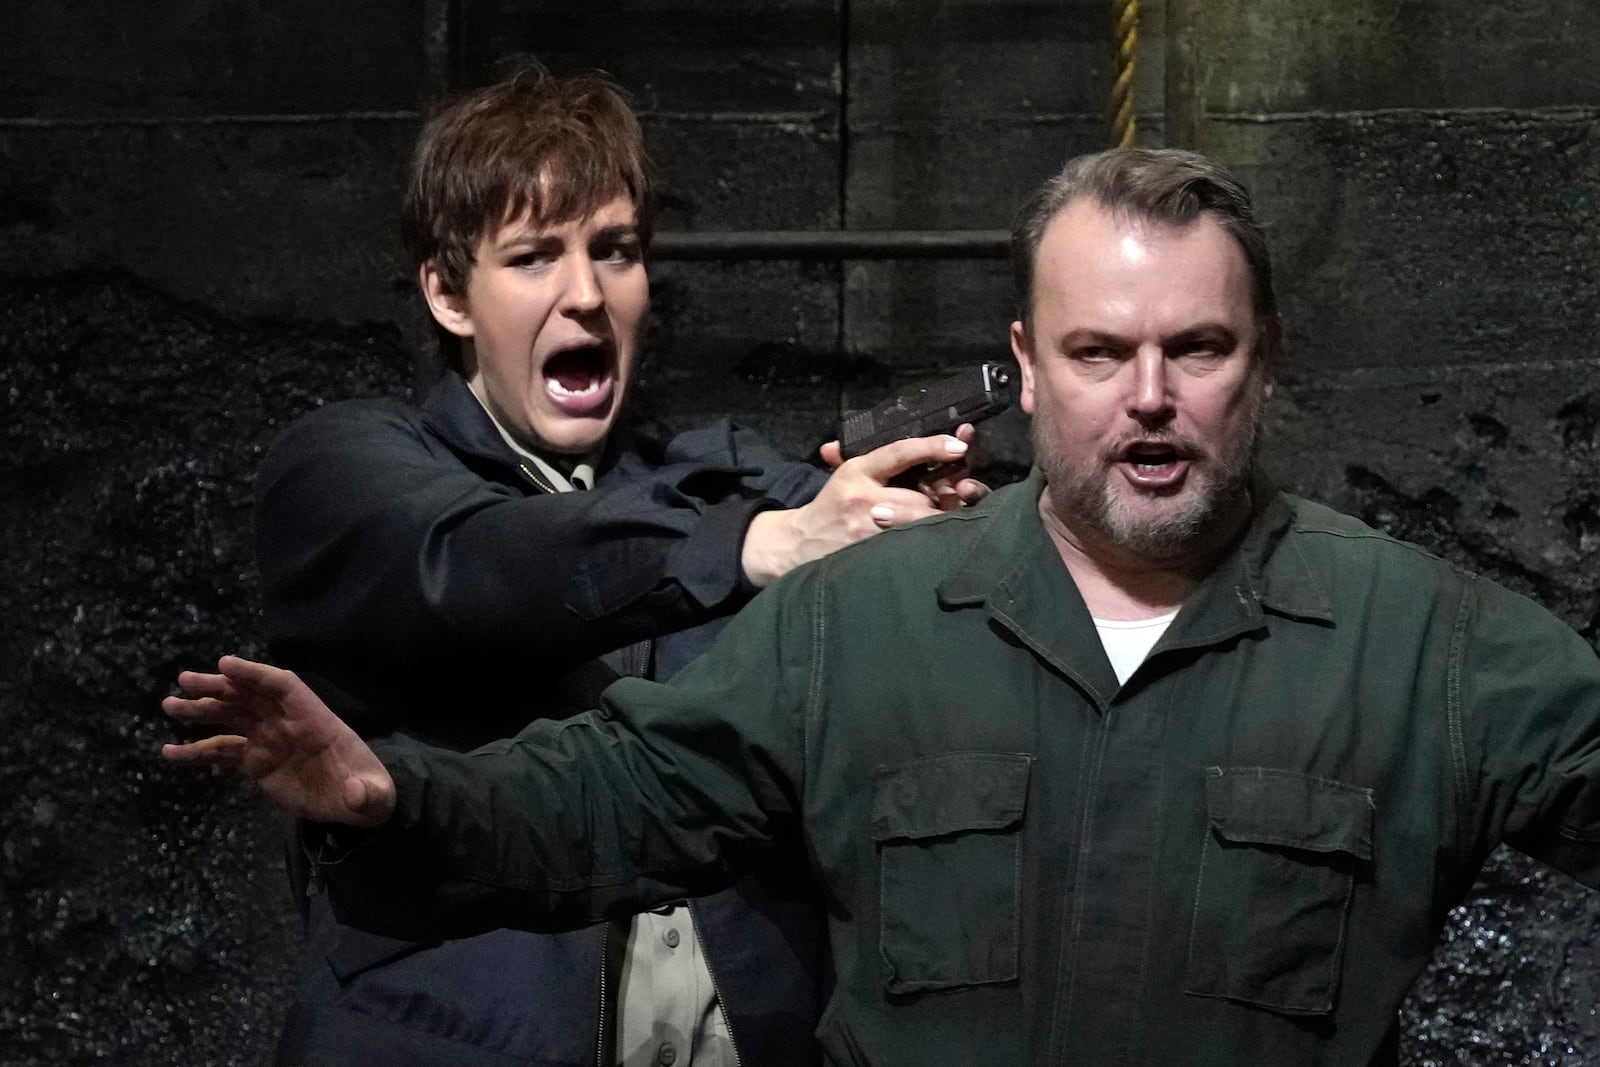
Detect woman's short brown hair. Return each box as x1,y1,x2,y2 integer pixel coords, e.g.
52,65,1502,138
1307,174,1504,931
401,65,654,365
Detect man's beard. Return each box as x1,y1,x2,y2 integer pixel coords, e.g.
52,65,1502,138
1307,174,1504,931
1035,392,1265,563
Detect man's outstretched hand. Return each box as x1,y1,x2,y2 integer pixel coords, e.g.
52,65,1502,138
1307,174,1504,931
162,655,396,828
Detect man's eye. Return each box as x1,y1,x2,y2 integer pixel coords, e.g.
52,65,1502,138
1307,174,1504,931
509,251,557,269
1074,347,1114,361
1172,340,1228,361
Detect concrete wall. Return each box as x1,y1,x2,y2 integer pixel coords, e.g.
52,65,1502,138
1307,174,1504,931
2,1,1597,1063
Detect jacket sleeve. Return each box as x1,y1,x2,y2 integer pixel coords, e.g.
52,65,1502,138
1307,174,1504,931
255,399,828,729
1457,576,1600,885
316,562,818,940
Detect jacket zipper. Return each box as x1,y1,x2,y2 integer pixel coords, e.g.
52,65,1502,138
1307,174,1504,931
595,929,608,1067
518,462,558,495
688,899,744,1067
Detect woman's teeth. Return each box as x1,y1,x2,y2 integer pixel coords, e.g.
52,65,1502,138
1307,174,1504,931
548,376,603,398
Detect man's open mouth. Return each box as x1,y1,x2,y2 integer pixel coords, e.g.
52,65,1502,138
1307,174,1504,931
1123,442,1181,472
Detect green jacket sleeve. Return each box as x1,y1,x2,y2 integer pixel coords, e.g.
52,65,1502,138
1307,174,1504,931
1459,574,1600,884
316,563,821,941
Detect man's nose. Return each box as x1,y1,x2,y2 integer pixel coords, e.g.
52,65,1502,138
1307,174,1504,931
561,255,604,314
1127,347,1173,419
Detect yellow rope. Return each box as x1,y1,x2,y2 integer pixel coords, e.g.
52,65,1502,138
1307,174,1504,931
1111,0,1138,147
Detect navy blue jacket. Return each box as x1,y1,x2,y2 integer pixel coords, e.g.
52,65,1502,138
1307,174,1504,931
257,371,829,1066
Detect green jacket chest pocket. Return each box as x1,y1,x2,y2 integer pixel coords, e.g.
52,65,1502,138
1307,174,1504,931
1186,767,1374,1015
871,752,1032,996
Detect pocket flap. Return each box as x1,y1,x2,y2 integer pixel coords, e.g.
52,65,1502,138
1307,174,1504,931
872,752,1031,842
1203,767,1374,860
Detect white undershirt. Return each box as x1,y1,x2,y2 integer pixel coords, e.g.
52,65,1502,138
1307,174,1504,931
1093,611,1179,685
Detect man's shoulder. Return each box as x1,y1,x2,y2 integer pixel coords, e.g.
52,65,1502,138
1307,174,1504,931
806,481,1012,588
1271,492,1478,599
1281,493,1448,563
1273,492,1593,655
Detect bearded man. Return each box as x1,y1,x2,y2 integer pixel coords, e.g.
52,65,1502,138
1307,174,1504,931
165,147,1600,1066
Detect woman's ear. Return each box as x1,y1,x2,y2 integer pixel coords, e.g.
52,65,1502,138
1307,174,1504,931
419,262,474,338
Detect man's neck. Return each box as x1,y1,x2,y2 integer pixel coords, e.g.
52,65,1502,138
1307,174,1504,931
1037,493,1250,621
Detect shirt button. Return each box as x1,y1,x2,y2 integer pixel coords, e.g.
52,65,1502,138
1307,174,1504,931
657,1043,677,1065
663,927,681,949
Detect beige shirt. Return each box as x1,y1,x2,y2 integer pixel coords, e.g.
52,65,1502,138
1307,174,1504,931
617,906,735,1067
471,388,735,1066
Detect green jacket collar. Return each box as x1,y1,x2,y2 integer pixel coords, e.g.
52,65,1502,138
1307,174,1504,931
937,468,1335,705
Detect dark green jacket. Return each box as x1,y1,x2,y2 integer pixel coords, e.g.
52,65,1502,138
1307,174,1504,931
332,469,1600,1066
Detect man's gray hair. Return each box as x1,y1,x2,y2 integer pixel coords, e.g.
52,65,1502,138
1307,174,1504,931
1010,147,1283,371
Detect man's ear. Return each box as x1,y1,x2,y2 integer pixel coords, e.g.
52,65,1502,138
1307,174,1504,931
419,262,474,338
1010,320,1038,416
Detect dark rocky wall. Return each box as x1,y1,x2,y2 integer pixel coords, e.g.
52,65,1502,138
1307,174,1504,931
2,1,1598,1064
0,275,413,1064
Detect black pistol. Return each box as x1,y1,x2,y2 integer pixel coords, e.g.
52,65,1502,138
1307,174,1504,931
838,362,1015,460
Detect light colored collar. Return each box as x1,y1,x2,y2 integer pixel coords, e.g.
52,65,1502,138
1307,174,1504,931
465,383,599,493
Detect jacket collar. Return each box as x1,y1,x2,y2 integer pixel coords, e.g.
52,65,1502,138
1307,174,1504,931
417,370,522,469
937,467,1334,705
1147,473,1335,667
415,371,631,493
938,469,1122,703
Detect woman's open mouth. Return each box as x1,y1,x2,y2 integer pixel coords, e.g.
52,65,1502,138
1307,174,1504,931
543,343,616,416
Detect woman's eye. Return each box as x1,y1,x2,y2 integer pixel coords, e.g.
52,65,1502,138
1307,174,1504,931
597,241,642,264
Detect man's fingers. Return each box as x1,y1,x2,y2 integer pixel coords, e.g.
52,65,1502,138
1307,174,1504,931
163,694,261,734
175,670,245,702
217,654,301,699
163,694,227,723
161,734,248,765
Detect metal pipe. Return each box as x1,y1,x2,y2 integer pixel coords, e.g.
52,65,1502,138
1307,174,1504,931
650,230,1011,261
1164,0,1204,150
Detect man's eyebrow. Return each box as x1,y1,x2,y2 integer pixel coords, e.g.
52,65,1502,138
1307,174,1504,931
1163,323,1239,346
1057,329,1130,348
